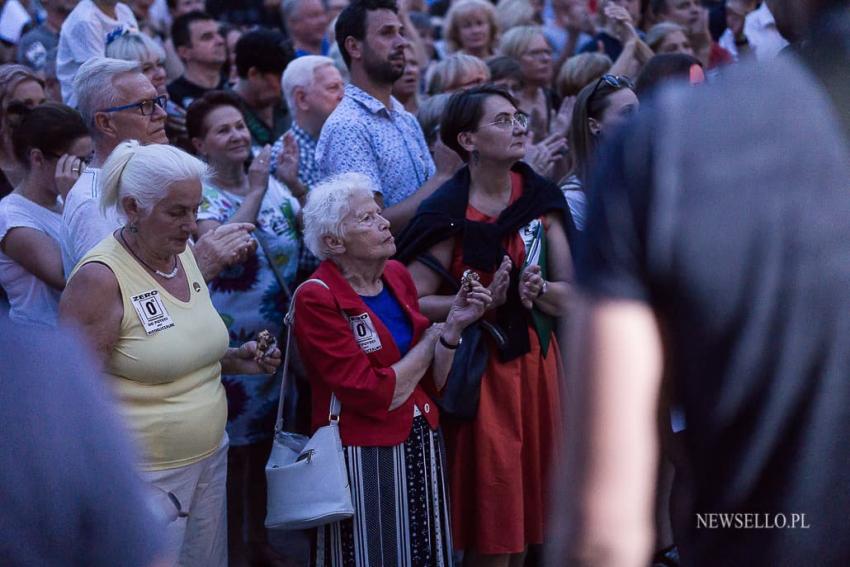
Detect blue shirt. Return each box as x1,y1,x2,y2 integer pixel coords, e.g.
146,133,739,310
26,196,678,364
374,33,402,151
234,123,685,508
315,83,435,207
270,121,321,189
360,286,412,356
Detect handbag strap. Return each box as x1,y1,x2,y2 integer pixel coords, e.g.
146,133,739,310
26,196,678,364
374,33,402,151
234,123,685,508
416,253,460,293
274,277,340,434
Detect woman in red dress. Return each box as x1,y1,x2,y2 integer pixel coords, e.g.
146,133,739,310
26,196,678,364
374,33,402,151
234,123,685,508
396,85,575,566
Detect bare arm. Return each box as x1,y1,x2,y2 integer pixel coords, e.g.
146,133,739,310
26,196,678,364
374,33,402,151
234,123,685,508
520,213,574,316
560,296,662,566
388,323,442,409
407,237,456,321
1,227,66,290
59,262,123,369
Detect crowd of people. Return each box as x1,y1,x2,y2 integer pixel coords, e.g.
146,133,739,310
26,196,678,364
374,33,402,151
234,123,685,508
2,0,848,566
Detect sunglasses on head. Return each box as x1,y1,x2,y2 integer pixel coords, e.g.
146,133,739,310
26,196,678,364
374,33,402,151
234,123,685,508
589,74,634,102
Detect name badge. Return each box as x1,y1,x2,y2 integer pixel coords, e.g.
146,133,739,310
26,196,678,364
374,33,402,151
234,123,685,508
348,313,382,353
130,290,175,335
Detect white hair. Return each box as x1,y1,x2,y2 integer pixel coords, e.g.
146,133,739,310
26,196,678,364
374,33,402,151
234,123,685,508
302,172,376,260
100,141,208,218
105,30,167,67
281,55,336,113
74,57,141,130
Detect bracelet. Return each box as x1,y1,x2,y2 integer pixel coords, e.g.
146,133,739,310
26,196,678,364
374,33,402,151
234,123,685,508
439,335,462,350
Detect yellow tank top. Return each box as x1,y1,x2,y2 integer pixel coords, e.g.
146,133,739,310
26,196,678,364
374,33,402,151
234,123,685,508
73,235,229,471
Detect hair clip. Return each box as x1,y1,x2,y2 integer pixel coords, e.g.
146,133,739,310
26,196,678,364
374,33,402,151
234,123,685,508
105,25,139,46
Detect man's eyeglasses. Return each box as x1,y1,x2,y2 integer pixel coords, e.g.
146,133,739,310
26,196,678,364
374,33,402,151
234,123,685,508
98,94,168,116
481,112,529,131
589,74,634,102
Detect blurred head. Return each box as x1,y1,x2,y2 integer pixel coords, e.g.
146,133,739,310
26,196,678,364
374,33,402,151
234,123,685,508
635,53,703,97
417,92,452,152
487,55,525,96
282,55,345,126
336,0,409,84
105,29,168,95
75,57,168,145
499,26,553,86
607,0,642,24
100,141,208,255
441,84,527,164
408,11,435,58
7,102,91,195
556,52,613,98
172,11,226,67
283,0,330,48
495,0,539,32
426,53,490,95
393,46,421,102
0,65,46,125
42,0,79,17
303,172,394,262
646,22,694,56
552,0,593,30
235,30,294,106
325,0,350,22
166,0,206,18
569,74,638,181
650,0,701,32
444,0,499,55
186,91,251,165
725,0,757,36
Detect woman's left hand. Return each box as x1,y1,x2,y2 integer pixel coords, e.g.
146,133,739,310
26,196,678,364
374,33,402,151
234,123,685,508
273,132,307,198
519,264,546,309
446,279,492,333
55,153,83,199
226,340,282,375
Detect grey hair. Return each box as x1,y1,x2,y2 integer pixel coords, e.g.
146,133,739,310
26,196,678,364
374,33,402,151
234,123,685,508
105,30,167,67
100,141,208,218
646,22,687,52
281,55,336,112
281,0,300,22
499,25,545,60
74,57,141,131
302,172,376,260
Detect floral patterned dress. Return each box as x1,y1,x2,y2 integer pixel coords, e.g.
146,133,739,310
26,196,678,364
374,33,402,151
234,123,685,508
198,178,301,446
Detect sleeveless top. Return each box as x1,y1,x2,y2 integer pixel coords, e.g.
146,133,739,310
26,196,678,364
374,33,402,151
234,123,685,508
73,235,230,471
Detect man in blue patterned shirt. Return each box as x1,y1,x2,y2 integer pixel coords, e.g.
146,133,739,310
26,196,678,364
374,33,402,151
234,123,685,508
315,0,454,234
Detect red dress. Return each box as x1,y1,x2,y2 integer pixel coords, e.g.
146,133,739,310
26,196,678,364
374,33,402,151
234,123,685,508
444,172,564,554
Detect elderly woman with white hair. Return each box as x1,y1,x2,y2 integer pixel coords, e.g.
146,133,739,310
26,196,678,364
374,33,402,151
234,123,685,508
59,141,281,567
293,172,491,566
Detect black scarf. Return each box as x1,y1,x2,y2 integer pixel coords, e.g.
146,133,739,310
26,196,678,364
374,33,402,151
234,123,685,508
395,161,575,361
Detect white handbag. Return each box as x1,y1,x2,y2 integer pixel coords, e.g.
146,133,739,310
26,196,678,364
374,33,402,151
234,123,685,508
265,279,355,530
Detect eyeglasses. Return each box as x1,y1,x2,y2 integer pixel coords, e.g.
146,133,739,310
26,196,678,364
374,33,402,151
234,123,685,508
98,94,168,116
481,112,529,131
588,74,634,103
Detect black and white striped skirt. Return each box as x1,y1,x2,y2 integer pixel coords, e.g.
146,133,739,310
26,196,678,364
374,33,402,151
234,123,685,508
315,415,453,567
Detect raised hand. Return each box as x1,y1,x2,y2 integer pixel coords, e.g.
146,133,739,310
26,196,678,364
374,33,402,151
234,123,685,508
248,145,273,193
55,153,84,199
273,132,306,198
488,255,513,310
446,278,493,332
194,222,257,281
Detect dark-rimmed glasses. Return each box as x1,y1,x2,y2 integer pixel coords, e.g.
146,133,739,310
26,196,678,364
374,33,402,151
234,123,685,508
589,74,634,103
481,111,530,131
98,94,168,116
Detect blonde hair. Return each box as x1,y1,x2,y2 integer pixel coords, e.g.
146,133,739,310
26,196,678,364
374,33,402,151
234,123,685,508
302,172,377,260
105,30,167,66
646,22,688,53
556,52,612,98
426,53,491,95
494,0,537,33
100,141,208,217
444,0,499,55
498,25,544,60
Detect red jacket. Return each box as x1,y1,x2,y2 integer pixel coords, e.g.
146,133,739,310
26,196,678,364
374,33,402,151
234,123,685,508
293,259,440,447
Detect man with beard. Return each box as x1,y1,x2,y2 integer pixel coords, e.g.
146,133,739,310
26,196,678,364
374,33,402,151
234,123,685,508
316,0,453,234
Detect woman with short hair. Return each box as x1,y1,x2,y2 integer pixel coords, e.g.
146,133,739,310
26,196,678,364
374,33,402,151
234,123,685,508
444,0,500,59
0,65,46,199
105,27,169,95
59,141,281,567
294,171,491,566
426,53,491,95
646,21,696,56
398,85,573,566
0,103,91,325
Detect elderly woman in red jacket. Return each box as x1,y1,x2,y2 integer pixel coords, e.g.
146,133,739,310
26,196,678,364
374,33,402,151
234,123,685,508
294,172,490,567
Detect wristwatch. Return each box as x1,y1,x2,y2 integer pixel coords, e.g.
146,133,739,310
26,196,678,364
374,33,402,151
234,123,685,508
439,335,462,350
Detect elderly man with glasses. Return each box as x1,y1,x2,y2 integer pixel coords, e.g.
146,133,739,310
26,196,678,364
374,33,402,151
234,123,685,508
60,57,254,281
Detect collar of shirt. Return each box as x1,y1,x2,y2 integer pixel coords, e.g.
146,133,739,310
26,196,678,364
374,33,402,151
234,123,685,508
345,83,405,117
290,121,317,147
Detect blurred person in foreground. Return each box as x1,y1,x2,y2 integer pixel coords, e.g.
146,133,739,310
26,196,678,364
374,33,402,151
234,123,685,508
0,317,169,567
60,142,281,566
551,2,850,565
397,85,573,566
294,172,491,566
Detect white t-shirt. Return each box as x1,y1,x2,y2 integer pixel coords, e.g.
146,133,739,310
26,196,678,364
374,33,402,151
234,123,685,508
56,0,137,107
61,167,121,276
0,194,63,326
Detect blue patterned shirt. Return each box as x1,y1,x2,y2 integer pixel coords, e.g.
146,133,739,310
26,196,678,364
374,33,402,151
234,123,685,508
269,121,321,189
315,83,435,207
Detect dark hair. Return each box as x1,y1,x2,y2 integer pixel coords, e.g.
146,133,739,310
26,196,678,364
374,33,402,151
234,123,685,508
635,53,702,98
649,0,670,16
440,84,519,162
487,55,524,86
171,11,215,50
335,0,399,68
8,102,89,167
235,29,294,79
568,76,634,183
185,90,244,140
